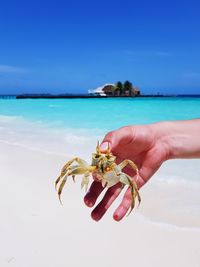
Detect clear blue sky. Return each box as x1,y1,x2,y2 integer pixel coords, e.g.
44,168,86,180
0,0,200,95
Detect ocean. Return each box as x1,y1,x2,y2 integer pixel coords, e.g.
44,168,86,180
1,97,200,130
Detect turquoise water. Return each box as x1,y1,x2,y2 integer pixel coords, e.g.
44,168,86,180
0,97,200,132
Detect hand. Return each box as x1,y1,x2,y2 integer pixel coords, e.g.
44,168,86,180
84,123,170,221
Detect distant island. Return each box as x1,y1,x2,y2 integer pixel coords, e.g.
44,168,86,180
88,81,141,97
16,80,143,99
11,80,200,99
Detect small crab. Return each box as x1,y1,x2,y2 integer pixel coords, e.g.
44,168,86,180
55,142,141,215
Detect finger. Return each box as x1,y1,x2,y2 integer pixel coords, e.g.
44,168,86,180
91,183,123,221
113,149,165,221
139,147,166,185
113,175,144,221
113,187,131,221
84,181,104,207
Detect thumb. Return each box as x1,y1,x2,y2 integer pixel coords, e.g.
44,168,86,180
100,141,110,152
100,126,131,153
100,130,117,153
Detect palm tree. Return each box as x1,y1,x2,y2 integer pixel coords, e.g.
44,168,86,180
123,80,133,96
115,81,123,95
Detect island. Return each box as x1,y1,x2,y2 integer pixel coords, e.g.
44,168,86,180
88,81,141,97
16,81,142,99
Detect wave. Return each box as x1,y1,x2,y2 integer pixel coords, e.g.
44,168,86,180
0,114,23,123
0,114,103,157
48,104,63,108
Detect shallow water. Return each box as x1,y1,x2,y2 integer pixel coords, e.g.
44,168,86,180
1,97,200,131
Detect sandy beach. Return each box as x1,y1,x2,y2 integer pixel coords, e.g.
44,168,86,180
0,137,200,267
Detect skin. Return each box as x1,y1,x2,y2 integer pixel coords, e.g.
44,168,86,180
84,119,200,221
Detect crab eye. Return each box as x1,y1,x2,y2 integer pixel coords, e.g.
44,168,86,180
94,155,100,158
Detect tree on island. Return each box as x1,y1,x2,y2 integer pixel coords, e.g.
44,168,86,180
123,80,133,96
108,80,140,96
115,81,123,95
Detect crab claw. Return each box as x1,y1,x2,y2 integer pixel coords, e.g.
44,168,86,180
96,141,100,154
106,142,111,154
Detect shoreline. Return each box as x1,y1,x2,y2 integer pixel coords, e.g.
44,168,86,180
0,94,199,99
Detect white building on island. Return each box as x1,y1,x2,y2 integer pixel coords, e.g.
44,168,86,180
88,83,114,96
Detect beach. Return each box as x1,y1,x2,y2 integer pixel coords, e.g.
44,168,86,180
0,97,200,266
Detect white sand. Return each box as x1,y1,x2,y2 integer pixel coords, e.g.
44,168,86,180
0,140,200,267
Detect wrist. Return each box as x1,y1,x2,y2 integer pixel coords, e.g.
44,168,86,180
153,119,200,159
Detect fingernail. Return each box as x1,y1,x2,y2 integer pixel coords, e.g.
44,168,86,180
113,214,120,221
84,197,93,207
91,211,100,221
100,142,110,151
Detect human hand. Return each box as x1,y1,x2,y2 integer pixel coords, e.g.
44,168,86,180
84,123,171,221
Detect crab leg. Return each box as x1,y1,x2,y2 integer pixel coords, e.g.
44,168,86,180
57,167,88,199
55,175,62,190
58,175,68,204
128,175,141,209
81,173,90,191
119,173,141,215
120,174,135,215
118,159,140,208
126,174,142,216
55,157,90,189
55,158,77,189
133,180,141,205
129,178,136,215
118,159,139,177
56,165,96,203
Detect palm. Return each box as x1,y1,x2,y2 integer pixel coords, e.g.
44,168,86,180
84,125,169,221
112,125,167,181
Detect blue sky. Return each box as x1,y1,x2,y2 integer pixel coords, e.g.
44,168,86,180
0,0,200,95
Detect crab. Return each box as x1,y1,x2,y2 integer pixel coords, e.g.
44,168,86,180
55,142,141,215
